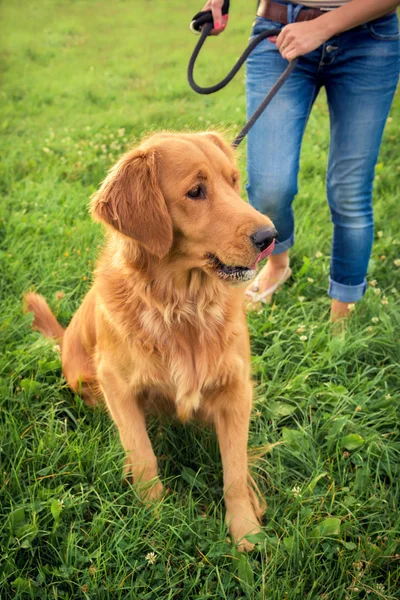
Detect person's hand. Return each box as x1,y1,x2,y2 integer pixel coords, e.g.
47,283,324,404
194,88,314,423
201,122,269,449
269,20,329,60
200,0,229,35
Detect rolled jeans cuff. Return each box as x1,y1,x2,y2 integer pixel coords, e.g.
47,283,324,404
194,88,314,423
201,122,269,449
328,277,367,303
272,234,294,255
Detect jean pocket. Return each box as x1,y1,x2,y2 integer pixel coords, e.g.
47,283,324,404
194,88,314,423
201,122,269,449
367,13,400,41
251,16,283,38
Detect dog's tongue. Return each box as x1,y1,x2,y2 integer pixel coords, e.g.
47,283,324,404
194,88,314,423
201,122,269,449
250,239,275,270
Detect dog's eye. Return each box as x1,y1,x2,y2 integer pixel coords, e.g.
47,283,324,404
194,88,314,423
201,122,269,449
186,184,205,200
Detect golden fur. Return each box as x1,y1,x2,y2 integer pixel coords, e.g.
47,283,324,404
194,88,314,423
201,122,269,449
25,132,275,551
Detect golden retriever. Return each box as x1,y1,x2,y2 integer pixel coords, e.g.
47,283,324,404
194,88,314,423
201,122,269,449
25,132,277,551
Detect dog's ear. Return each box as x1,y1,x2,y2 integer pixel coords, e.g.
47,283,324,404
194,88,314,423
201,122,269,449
90,148,173,258
201,131,236,163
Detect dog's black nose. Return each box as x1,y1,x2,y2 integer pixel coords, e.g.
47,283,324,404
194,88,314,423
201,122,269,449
251,227,278,252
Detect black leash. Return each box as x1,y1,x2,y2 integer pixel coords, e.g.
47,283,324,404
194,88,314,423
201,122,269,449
187,10,297,148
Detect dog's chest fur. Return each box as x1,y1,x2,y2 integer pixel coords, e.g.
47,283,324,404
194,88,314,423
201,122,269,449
99,270,247,422
96,257,249,422
133,294,246,421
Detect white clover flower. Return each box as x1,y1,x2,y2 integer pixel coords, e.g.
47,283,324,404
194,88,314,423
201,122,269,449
381,297,389,305
296,326,306,333
371,317,379,324
394,259,400,267
369,279,377,287
299,335,308,342
298,296,305,302
292,485,301,497
307,277,314,283
377,231,383,238
145,552,157,565
373,288,381,295
315,251,323,258
348,303,355,312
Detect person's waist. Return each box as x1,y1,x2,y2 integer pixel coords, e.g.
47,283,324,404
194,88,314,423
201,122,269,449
257,0,396,25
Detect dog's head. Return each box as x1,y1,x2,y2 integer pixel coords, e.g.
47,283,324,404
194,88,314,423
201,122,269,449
91,132,276,284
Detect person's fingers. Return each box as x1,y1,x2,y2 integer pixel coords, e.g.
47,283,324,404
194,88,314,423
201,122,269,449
275,22,325,58
281,44,297,61
275,28,287,50
211,0,223,30
214,13,228,33
268,36,278,43
276,27,299,59
210,4,229,35
286,51,297,61
200,0,226,36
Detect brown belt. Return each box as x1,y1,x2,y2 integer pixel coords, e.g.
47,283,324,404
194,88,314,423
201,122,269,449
257,0,326,24
257,0,396,26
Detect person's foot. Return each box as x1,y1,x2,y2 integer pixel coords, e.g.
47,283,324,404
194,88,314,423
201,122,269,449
245,254,291,310
330,299,355,331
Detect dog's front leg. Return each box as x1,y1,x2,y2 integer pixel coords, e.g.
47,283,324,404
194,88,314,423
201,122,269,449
97,362,163,502
213,382,262,551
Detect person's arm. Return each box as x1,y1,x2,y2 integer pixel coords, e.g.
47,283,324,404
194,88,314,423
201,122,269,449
276,0,400,61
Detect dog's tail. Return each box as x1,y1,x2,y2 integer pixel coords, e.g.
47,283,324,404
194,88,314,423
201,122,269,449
24,292,65,343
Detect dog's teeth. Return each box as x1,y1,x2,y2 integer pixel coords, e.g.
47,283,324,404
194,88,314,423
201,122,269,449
208,253,254,282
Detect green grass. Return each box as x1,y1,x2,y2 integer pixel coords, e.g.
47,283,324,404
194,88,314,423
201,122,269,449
1,0,400,598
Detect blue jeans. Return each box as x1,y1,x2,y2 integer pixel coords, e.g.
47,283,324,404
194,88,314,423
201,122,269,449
246,8,400,302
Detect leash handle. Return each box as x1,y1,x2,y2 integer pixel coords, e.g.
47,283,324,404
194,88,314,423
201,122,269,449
190,0,230,34
187,23,297,147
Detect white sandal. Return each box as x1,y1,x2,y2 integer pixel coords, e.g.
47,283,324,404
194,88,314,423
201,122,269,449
245,266,292,306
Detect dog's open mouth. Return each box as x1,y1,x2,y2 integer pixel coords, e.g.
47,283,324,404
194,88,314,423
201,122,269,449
207,254,255,282
207,241,275,283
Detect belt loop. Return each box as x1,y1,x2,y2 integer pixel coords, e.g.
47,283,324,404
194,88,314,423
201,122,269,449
288,3,305,24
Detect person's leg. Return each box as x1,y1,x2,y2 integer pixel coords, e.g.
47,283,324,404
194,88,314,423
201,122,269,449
246,15,321,299
323,15,400,320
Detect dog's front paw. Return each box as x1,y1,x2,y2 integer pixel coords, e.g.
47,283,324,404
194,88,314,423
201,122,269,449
226,508,261,552
123,458,164,502
138,478,164,503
